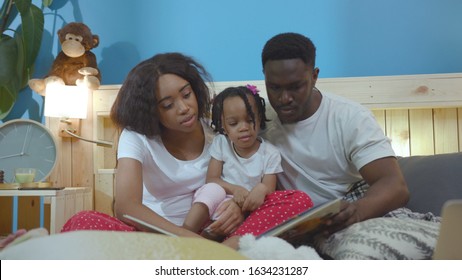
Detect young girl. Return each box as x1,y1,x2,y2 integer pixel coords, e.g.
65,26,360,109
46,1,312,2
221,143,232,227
61,53,243,238
183,85,313,237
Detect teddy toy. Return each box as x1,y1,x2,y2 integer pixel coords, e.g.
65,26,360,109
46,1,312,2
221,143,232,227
29,22,101,96
238,234,322,259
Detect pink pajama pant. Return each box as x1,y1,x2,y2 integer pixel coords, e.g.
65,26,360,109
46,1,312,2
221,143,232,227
61,189,313,237
192,182,230,220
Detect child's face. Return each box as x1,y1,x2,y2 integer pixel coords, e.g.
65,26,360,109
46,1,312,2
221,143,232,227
156,74,200,133
222,95,261,155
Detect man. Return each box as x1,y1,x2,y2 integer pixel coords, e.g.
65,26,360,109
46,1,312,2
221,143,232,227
260,32,410,234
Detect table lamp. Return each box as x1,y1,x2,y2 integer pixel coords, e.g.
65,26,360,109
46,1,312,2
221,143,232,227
44,84,112,147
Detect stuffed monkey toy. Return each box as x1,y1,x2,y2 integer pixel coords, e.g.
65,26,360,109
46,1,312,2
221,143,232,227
29,22,101,96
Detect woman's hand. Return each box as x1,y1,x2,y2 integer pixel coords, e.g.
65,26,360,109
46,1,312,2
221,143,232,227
207,200,244,236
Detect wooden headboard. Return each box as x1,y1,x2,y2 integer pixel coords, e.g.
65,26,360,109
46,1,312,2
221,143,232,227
50,73,462,215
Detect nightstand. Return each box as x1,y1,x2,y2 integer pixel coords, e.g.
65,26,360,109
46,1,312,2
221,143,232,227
0,187,92,234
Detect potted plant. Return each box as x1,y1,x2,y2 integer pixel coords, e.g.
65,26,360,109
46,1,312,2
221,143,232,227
0,0,52,120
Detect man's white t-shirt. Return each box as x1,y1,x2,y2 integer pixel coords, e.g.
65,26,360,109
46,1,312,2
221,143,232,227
262,92,395,206
117,121,215,226
209,134,283,190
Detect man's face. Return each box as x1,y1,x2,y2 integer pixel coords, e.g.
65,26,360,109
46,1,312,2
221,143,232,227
264,59,319,123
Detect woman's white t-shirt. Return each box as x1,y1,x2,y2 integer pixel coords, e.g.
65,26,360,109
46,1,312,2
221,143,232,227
117,121,215,226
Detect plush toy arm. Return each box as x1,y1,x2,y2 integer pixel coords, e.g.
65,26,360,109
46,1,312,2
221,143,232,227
78,67,99,76
76,68,101,90
75,76,100,90
82,52,102,81
76,52,101,90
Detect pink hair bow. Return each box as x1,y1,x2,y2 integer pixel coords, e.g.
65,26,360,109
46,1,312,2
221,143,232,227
246,84,259,95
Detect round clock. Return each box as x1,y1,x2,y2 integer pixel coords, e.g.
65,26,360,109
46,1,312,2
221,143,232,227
0,119,58,183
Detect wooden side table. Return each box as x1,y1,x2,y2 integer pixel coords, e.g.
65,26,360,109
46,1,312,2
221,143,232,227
0,187,92,234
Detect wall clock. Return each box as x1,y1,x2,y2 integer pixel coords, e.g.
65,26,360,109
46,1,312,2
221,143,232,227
0,119,58,184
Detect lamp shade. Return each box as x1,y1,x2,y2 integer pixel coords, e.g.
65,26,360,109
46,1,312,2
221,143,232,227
44,84,89,119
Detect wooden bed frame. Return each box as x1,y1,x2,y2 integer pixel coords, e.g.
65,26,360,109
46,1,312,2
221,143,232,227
2,73,461,233
88,72,462,216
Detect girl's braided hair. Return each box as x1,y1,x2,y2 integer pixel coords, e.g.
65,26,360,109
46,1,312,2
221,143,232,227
211,85,268,134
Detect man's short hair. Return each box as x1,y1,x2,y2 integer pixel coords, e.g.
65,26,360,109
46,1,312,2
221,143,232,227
261,32,316,69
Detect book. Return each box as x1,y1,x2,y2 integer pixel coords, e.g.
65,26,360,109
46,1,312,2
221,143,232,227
258,198,342,241
122,214,178,237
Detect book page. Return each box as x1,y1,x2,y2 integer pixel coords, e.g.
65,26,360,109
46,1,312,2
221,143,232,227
122,214,178,237
259,198,342,241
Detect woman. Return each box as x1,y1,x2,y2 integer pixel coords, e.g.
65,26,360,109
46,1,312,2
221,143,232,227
62,53,243,239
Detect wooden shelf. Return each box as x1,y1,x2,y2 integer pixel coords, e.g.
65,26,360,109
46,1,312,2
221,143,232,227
0,187,92,233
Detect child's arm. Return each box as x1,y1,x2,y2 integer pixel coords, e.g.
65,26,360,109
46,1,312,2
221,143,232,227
206,157,250,206
242,173,277,212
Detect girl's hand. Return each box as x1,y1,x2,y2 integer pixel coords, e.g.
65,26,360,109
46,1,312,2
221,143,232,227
207,200,244,236
232,187,250,208
242,183,267,212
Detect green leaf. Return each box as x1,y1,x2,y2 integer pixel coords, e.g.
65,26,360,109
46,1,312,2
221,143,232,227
0,85,16,119
0,1,19,34
14,0,32,14
15,33,28,88
42,0,54,8
0,0,46,120
0,0,11,20
0,35,18,84
19,4,43,69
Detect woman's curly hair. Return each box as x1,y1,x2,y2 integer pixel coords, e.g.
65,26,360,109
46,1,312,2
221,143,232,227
110,52,212,137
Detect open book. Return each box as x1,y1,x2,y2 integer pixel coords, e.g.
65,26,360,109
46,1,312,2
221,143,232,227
258,198,342,241
122,214,178,237
123,198,341,241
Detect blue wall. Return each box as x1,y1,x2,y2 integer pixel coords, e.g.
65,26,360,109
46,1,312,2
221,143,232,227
4,0,462,123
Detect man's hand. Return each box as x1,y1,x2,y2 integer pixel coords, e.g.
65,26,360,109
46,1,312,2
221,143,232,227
207,200,244,236
323,200,361,235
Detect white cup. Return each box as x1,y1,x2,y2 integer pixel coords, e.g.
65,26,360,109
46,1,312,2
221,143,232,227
14,168,36,183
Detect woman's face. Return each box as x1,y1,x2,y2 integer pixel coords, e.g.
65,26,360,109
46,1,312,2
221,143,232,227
156,74,200,133
222,95,261,156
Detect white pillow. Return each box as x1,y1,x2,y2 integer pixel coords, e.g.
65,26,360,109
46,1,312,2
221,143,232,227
315,217,440,260
0,230,246,260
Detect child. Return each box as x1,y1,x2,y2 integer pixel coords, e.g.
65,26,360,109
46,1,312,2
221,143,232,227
183,85,312,237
